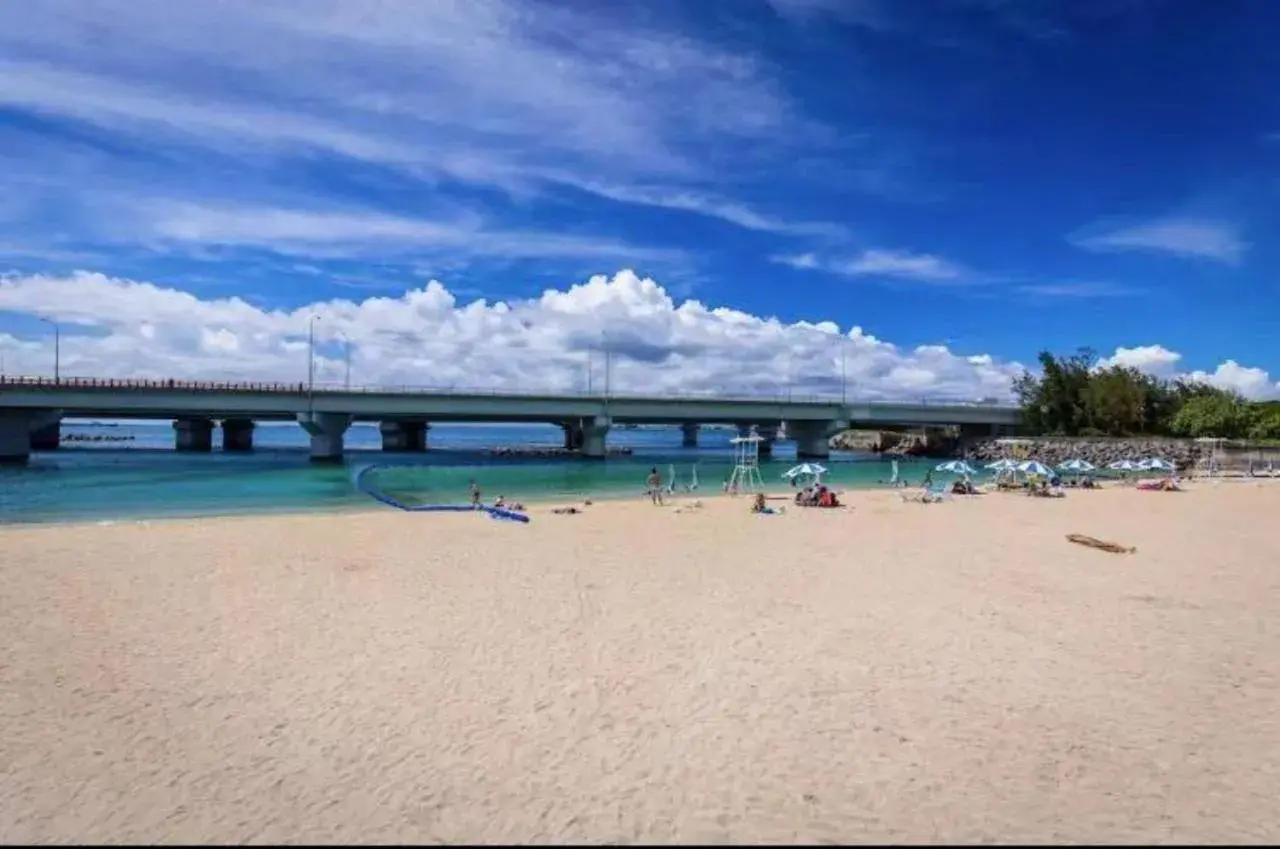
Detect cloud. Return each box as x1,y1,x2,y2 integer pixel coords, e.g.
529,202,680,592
1016,281,1139,298
774,249,966,283
0,0,837,240
1098,345,1280,400
0,269,1024,402
1071,217,1247,265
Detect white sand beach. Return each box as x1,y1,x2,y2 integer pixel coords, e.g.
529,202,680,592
2,482,1279,844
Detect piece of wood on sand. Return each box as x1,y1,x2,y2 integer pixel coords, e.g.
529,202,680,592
1066,533,1136,555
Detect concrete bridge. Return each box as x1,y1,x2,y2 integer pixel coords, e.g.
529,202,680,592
0,377,1021,465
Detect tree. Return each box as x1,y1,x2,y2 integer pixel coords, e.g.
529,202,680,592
1168,393,1250,439
1082,366,1148,435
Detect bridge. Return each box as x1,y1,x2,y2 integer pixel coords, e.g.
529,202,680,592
0,376,1021,465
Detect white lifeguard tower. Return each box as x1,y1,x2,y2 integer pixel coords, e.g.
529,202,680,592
726,432,766,495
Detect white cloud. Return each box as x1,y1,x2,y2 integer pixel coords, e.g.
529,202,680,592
1098,344,1182,376
774,249,966,283
1098,345,1280,400
1071,217,1247,265
0,269,1023,402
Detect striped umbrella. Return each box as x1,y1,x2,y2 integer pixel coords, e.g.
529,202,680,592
1108,459,1141,471
986,459,1020,473
1016,460,1054,477
1058,458,1096,473
935,460,978,477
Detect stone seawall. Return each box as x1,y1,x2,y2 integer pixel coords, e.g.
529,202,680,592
959,437,1280,472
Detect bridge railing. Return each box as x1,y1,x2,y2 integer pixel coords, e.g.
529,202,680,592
0,374,1015,408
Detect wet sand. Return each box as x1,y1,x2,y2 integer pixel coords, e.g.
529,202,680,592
2,482,1278,843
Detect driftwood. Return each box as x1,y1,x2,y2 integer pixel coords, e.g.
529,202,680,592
1066,533,1136,555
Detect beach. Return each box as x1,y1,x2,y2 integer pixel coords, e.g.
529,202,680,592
2,482,1278,843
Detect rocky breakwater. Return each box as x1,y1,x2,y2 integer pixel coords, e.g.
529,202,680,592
63,432,136,443
961,437,1206,470
829,428,958,456
485,445,634,458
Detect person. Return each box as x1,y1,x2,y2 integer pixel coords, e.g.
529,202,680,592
468,479,481,509
646,467,664,505
493,495,506,508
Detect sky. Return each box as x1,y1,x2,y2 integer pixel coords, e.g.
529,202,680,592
1,0,1278,400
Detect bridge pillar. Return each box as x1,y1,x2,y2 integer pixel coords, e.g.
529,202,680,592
790,419,849,460
298,412,352,463
581,415,611,459
173,418,213,452
562,421,585,451
29,412,62,451
221,418,255,452
680,423,700,448
380,420,428,452
0,411,32,466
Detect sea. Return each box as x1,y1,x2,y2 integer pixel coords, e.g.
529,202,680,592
0,420,953,525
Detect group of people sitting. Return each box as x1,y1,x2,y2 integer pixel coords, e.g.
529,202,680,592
1136,477,1182,492
793,483,841,508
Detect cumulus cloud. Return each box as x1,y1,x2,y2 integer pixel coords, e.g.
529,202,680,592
1098,345,1280,400
0,269,1023,402
1071,217,1247,265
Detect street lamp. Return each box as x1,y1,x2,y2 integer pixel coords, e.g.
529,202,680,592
601,331,612,400
336,331,352,390
840,337,848,404
307,314,320,405
40,317,60,382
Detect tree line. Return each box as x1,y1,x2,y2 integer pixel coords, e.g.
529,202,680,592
1012,349,1280,440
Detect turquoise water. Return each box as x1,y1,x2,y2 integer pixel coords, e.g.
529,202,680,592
0,420,950,525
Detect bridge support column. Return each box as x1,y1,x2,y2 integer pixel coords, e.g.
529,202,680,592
790,419,849,460
562,421,585,451
221,418,255,452
298,412,352,463
680,423,700,448
380,420,428,452
29,412,62,451
581,415,611,459
0,411,32,466
173,418,213,452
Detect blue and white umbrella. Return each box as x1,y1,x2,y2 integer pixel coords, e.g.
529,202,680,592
935,460,978,477
1016,460,1054,477
1138,457,1176,473
986,459,1020,473
1108,459,1141,472
782,462,827,481
1058,458,1096,473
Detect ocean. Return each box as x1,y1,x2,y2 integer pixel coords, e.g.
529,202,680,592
0,420,948,524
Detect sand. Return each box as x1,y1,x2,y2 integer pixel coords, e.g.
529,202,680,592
2,482,1279,844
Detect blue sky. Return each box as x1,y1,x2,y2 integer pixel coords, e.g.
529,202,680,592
0,0,1277,398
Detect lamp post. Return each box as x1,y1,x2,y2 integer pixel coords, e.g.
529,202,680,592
307,314,320,407
601,331,612,400
336,330,351,389
40,317,60,383
840,337,847,404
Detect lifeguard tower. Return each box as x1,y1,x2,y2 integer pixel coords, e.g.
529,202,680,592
726,432,766,495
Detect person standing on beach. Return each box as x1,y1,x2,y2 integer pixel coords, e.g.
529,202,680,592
646,467,664,505
469,479,482,509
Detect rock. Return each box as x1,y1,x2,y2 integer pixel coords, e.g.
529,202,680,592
958,436,1205,470
830,428,957,456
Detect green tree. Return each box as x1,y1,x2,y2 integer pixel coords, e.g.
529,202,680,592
1168,392,1250,438
1082,366,1148,435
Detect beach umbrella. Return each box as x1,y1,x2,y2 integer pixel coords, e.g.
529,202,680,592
1016,460,1054,477
986,459,1020,473
1108,459,1141,472
935,460,978,477
782,462,828,481
1138,457,1176,473
1058,458,1096,473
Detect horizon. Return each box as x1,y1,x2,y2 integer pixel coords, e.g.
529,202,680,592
2,0,1278,400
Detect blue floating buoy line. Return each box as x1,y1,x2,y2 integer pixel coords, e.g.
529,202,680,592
353,464,531,523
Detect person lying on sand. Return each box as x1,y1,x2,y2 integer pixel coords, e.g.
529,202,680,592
551,506,581,515
950,479,978,495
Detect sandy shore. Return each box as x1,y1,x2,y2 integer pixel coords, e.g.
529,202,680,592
3,482,1279,844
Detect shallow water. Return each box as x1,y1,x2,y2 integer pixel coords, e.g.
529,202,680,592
0,420,946,524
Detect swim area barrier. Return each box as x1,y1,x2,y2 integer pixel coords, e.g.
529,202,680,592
353,464,531,523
